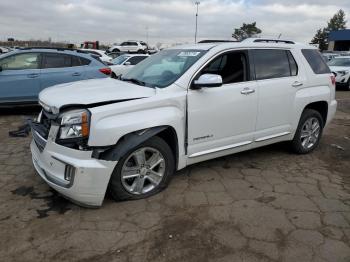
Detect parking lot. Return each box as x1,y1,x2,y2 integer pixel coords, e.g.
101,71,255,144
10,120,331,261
0,91,349,262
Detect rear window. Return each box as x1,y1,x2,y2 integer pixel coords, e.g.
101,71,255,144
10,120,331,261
301,49,330,74
252,49,292,80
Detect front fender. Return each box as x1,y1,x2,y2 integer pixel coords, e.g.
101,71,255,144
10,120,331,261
88,105,184,147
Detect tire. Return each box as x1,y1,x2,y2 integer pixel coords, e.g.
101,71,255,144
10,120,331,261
291,109,324,154
112,48,120,53
111,72,117,79
108,136,175,201
137,49,143,54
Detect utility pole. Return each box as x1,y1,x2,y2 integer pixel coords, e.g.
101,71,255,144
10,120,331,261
195,1,200,43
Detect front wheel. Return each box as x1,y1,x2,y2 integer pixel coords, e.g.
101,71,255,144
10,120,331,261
108,136,175,201
291,109,324,154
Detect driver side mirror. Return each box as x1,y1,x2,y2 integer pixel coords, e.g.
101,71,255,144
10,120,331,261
192,74,223,89
124,61,131,66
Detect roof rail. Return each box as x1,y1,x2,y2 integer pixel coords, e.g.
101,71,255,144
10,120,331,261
243,38,295,44
198,40,239,43
18,47,89,53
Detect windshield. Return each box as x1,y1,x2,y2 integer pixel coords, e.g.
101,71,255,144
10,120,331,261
328,58,350,67
112,55,129,65
122,49,206,88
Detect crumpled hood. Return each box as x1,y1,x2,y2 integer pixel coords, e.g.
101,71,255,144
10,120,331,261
329,66,350,73
39,78,155,110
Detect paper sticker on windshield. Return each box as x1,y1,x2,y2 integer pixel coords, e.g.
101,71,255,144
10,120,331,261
178,51,200,57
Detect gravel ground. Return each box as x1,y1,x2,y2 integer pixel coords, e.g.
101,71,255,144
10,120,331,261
0,92,349,262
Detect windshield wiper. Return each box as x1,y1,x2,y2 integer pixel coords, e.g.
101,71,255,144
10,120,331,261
122,77,146,86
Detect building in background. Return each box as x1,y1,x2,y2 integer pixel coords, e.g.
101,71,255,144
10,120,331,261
328,29,350,51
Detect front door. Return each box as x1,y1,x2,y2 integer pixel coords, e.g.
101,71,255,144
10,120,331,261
187,50,258,161
0,52,41,103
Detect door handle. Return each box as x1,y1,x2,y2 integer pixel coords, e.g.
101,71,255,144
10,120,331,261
292,81,303,87
72,72,81,76
240,88,255,95
27,73,39,78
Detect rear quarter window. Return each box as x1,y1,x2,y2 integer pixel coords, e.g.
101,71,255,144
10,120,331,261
301,49,331,74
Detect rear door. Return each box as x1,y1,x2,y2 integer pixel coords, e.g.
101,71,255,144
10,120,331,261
251,49,304,141
40,53,85,90
0,52,41,103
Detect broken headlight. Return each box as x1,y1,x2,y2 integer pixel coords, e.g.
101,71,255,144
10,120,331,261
59,109,90,140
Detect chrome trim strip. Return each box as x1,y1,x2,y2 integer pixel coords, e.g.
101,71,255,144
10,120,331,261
189,141,252,158
255,132,291,142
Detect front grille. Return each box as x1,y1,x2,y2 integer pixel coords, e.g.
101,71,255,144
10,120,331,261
31,109,58,152
33,130,46,152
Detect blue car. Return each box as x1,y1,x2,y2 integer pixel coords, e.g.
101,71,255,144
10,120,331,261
0,48,111,105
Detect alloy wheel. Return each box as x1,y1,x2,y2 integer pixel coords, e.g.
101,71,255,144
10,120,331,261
121,147,166,195
300,117,321,149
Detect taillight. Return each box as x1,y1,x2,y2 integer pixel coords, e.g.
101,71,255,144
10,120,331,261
99,68,112,75
330,75,336,86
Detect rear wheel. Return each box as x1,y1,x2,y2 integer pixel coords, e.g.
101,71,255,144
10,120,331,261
108,136,175,201
112,48,120,53
291,109,324,154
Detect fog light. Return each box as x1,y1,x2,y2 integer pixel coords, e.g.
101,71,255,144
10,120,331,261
64,164,76,181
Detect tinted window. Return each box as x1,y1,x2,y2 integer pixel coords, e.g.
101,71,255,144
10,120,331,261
301,49,330,74
0,53,40,70
121,42,128,46
287,51,298,76
72,56,81,66
43,53,71,69
201,51,248,84
252,49,291,80
130,42,138,46
80,57,91,65
127,56,148,65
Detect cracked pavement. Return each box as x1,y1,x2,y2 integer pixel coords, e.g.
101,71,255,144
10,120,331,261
0,92,350,262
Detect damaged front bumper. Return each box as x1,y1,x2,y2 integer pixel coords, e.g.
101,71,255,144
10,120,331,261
30,122,117,207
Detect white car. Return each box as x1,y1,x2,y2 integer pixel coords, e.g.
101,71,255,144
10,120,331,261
31,38,337,207
0,46,11,54
110,54,149,78
328,56,350,90
80,49,113,64
108,41,148,54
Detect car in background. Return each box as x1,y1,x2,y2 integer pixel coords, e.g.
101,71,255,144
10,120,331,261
80,49,113,64
108,51,127,59
322,53,339,62
108,41,148,54
0,46,12,54
0,48,111,105
110,54,149,78
328,56,350,90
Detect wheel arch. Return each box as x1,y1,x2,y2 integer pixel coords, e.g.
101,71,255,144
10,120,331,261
95,125,179,168
303,101,328,126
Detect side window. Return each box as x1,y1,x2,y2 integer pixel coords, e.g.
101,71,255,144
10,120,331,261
200,51,248,84
287,51,298,76
80,57,91,66
71,56,82,67
252,49,291,80
127,56,147,65
301,49,331,74
0,53,40,70
42,53,71,69
131,42,138,46
121,42,128,46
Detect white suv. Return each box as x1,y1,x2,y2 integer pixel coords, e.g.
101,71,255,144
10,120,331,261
327,56,350,90
108,41,148,54
30,38,337,207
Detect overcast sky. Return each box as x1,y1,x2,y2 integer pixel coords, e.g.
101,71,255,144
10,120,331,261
0,0,349,46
